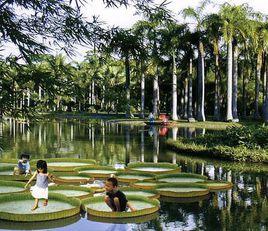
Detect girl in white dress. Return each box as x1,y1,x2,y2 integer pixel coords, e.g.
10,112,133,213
25,160,53,210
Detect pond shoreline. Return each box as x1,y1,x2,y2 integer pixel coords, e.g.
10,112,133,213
166,138,268,164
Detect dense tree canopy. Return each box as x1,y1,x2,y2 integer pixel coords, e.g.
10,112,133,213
1,0,268,123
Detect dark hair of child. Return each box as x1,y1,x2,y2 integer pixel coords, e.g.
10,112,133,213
36,160,47,173
20,153,30,160
107,177,118,187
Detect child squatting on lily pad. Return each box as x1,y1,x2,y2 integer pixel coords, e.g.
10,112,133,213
104,177,136,212
13,153,32,176
25,160,54,211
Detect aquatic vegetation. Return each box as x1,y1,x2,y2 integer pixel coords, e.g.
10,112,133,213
156,173,207,183
127,162,181,174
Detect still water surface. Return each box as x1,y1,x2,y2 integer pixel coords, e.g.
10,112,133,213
0,119,267,231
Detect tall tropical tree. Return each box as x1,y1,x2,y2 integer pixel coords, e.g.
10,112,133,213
220,3,251,121
182,0,210,121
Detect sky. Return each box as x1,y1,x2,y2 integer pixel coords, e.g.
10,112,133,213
3,0,268,62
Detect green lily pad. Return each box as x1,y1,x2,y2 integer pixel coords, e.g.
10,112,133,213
127,162,180,174
156,173,207,183
82,195,160,218
156,183,209,198
0,193,81,221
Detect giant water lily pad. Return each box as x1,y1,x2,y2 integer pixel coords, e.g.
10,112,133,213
127,162,180,174
53,172,92,185
0,193,81,221
156,183,209,198
120,187,159,199
49,185,93,199
82,195,160,218
0,214,80,230
32,158,96,172
75,166,117,178
88,212,159,224
0,180,26,194
0,166,31,181
199,181,233,191
131,181,164,190
156,173,207,183
115,171,155,183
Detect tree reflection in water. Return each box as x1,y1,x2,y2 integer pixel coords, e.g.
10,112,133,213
0,119,267,230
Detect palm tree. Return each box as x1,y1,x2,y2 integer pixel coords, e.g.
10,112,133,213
109,28,141,117
204,13,223,121
182,0,210,121
220,3,251,121
159,22,187,121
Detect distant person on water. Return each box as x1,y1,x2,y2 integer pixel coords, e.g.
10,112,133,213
104,177,136,212
148,112,155,124
13,153,31,176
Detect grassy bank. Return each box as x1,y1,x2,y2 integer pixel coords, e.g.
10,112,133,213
166,126,268,163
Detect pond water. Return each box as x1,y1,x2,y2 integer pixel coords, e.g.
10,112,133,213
0,119,267,231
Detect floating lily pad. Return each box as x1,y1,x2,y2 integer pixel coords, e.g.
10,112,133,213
0,214,80,230
82,195,160,218
199,181,233,191
81,184,105,193
0,166,31,181
0,180,26,194
115,171,155,183
120,187,159,199
49,185,93,199
88,212,159,224
0,193,81,221
131,181,163,190
156,183,209,198
156,173,207,183
75,166,117,178
0,163,16,167
32,158,96,172
127,162,180,174
53,172,92,185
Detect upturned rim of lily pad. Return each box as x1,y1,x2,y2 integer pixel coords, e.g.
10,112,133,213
0,193,81,222
126,162,181,174
82,195,160,218
0,180,26,194
156,173,208,183
49,185,94,199
115,171,155,183
53,172,93,185
120,186,160,199
75,166,117,178
199,180,233,191
155,183,210,198
31,158,96,172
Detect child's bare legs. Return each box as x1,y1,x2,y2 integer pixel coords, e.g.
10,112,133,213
104,196,115,211
32,198,39,211
127,202,136,212
43,199,48,206
113,197,121,211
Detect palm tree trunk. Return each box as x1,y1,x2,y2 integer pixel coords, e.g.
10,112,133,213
227,40,233,121
242,59,247,118
172,50,178,120
188,58,194,120
153,67,159,117
184,78,188,118
125,53,131,118
254,51,262,119
214,51,221,121
140,60,145,118
263,54,268,123
232,41,239,121
197,41,205,121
